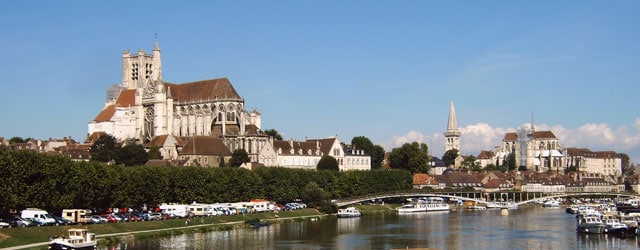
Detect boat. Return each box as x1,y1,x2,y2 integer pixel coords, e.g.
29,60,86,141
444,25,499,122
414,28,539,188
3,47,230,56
566,204,580,214
576,215,605,234
467,205,486,210
397,197,450,213
397,203,427,213
602,217,631,235
422,197,450,212
542,199,561,208
486,201,518,210
48,228,96,250
337,207,361,218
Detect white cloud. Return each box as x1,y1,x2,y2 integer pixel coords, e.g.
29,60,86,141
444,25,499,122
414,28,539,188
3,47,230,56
383,119,640,163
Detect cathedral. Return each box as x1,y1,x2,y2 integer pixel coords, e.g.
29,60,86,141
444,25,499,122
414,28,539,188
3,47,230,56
87,41,371,170
88,41,268,163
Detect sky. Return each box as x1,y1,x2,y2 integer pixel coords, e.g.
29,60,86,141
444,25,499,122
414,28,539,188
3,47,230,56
1,1,639,163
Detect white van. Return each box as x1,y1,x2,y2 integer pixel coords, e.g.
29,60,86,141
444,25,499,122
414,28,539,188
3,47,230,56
159,204,188,218
21,208,56,226
62,209,92,224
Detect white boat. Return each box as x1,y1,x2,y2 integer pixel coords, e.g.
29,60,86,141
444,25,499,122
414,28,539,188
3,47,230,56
467,205,486,210
422,197,450,212
48,228,96,250
486,201,518,210
542,199,561,207
337,207,361,218
603,218,629,234
576,215,605,234
397,197,450,213
397,203,427,213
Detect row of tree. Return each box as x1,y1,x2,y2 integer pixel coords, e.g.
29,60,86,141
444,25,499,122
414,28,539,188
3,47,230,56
0,145,412,217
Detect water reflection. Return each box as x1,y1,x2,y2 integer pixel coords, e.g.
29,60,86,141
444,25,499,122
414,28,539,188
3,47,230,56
101,208,640,250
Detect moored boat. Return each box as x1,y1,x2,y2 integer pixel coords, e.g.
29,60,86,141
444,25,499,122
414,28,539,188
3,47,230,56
48,228,96,250
576,215,605,234
397,203,427,213
486,201,518,210
337,207,361,218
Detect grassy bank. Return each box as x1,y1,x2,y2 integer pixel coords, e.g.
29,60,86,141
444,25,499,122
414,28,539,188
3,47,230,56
0,208,323,249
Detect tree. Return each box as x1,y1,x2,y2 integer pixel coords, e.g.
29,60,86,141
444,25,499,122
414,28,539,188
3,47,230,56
388,142,430,173
90,134,118,163
229,149,250,167
463,155,481,171
372,145,385,169
116,144,149,166
442,149,459,167
9,137,31,144
506,153,517,171
264,129,283,140
351,136,385,170
317,155,339,171
566,165,578,173
148,146,162,160
620,153,631,176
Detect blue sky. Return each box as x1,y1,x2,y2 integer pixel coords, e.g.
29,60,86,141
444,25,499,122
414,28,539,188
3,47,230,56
1,1,639,162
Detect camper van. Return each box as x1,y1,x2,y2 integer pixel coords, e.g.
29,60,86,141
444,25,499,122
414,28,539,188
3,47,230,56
21,208,56,226
159,204,188,218
62,209,92,224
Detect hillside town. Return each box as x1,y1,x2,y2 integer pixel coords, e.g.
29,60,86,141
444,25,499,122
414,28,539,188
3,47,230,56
1,41,635,194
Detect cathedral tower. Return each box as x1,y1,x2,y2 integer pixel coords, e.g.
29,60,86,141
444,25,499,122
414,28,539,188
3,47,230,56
444,101,461,153
121,39,163,90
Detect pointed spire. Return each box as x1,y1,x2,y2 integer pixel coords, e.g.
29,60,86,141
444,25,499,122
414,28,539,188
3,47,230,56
531,112,535,132
154,33,160,51
447,101,458,131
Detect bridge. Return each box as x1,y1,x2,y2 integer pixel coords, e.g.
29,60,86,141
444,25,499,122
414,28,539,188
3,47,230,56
333,190,640,207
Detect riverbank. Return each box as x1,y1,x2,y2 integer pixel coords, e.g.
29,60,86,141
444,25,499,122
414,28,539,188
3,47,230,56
0,208,325,249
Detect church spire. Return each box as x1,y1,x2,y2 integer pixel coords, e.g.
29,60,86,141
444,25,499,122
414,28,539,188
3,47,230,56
447,101,458,131
444,101,461,153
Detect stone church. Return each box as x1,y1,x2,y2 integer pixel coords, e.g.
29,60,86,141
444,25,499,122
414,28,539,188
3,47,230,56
87,41,370,171
88,41,269,164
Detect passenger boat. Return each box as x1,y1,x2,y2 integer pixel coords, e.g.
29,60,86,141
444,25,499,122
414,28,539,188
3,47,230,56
397,197,450,213
48,228,96,250
467,205,486,210
397,203,427,213
576,215,605,234
422,197,450,212
337,207,361,218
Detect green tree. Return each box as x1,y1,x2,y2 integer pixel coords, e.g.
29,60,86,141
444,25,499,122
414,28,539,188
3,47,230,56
351,136,387,170
116,144,149,166
442,149,459,168
9,137,31,144
388,142,430,173
372,145,385,169
463,155,480,171
506,153,517,171
566,165,578,173
264,129,283,140
148,146,162,160
229,149,250,167
90,134,118,163
317,155,339,171
620,153,631,176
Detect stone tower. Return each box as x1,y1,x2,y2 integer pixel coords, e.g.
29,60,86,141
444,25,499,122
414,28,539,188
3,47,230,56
444,101,461,153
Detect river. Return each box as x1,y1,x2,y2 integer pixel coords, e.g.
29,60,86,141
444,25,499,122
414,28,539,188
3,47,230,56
100,207,640,249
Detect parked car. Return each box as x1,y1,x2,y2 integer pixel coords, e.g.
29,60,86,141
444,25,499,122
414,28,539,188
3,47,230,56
89,215,106,224
53,215,72,226
0,219,10,228
10,217,32,227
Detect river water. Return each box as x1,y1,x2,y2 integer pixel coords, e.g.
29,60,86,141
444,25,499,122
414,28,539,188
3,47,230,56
101,207,640,250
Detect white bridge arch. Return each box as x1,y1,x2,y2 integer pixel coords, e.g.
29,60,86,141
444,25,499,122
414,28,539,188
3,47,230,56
333,191,640,208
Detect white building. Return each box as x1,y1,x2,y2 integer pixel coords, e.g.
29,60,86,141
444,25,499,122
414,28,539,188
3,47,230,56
258,137,370,171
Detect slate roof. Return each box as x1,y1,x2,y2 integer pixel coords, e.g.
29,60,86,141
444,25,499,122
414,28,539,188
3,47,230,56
166,78,241,103
179,136,231,156
273,140,320,156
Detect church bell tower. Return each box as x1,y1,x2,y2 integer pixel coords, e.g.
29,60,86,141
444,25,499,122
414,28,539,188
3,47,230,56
444,101,461,153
